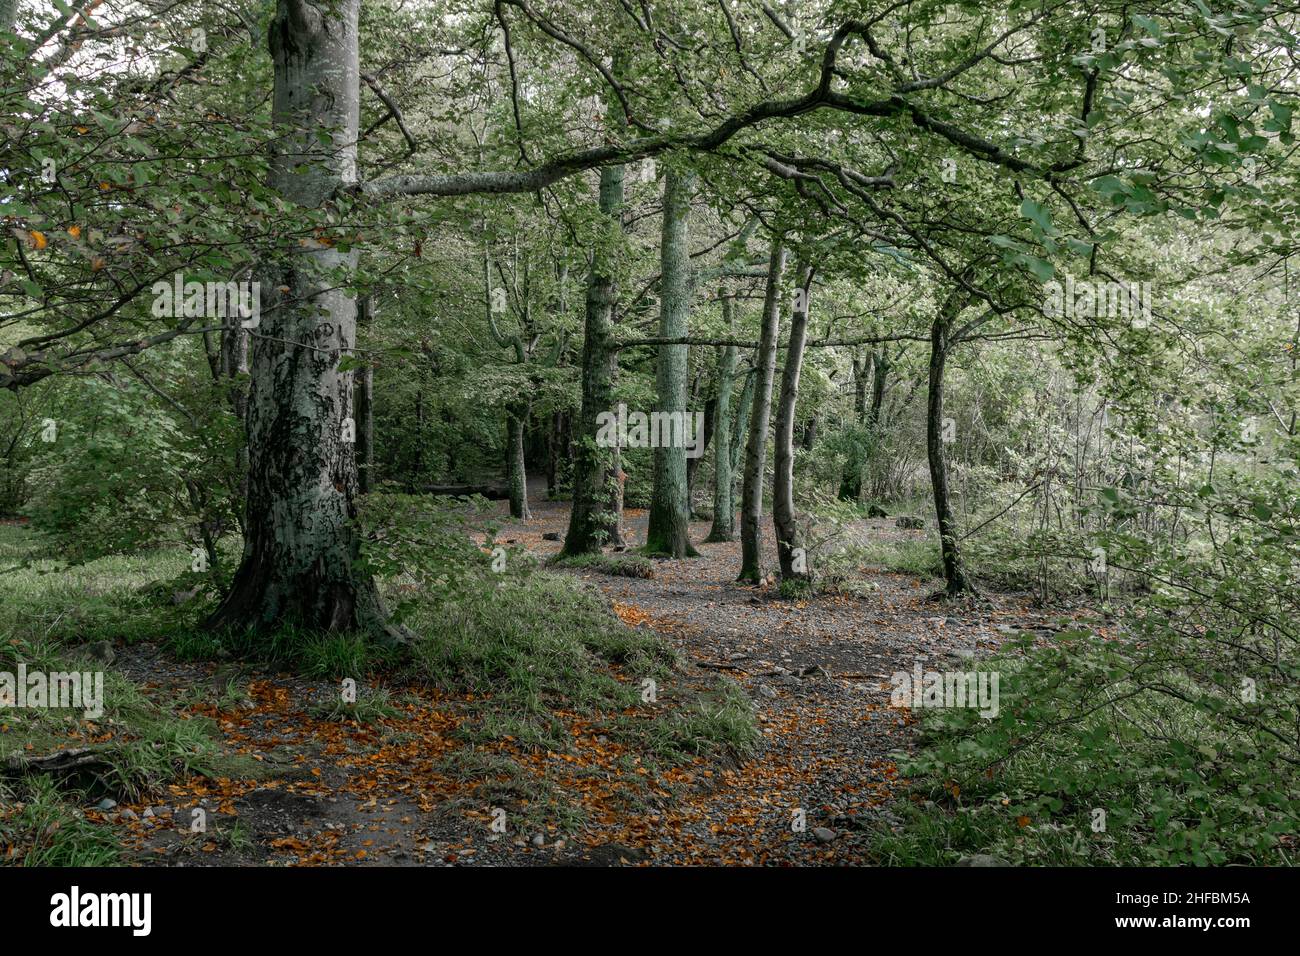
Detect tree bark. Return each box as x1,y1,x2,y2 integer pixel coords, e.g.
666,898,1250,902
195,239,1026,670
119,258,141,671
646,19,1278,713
870,348,889,428
545,410,560,496
685,395,714,509
207,0,393,638
800,413,818,450
356,295,375,494
705,296,737,542
737,241,786,583
774,264,813,580
731,366,755,478
927,314,974,596
219,305,251,533
562,160,625,555
838,353,868,500
506,401,531,519
644,168,698,558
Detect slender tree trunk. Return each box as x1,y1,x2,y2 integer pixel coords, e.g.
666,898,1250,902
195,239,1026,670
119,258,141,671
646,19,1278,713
562,160,625,555
864,349,889,500
645,168,698,558
738,241,786,583
800,413,818,450
927,316,973,595
838,353,868,500
774,265,812,580
731,366,754,477
356,295,375,494
219,310,251,534
207,0,394,638
870,349,888,428
706,296,738,542
545,410,560,496
685,396,714,510
506,401,531,519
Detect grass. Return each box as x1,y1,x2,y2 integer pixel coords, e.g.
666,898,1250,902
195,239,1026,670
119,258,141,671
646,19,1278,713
0,638,220,801
814,538,941,597
0,776,122,866
549,551,655,579
612,677,760,761
1,516,761,855
406,572,673,703
307,686,401,724
0,523,211,648
0,529,224,864
778,577,814,600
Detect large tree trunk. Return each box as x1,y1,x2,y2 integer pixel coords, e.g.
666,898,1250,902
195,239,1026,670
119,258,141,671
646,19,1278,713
774,265,812,580
562,160,625,555
356,295,375,494
506,401,531,519
927,316,974,596
705,295,738,542
207,0,392,637
737,241,786,583
644,168,698,558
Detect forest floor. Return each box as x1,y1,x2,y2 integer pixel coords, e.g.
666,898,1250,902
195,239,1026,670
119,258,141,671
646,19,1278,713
7,491,1096,867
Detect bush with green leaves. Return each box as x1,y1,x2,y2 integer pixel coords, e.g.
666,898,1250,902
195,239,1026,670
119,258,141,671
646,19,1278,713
878,468,1300,866
21,351,242,565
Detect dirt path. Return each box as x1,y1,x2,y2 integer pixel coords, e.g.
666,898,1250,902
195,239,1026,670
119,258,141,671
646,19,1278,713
98,486,1073,866
481,484,1051,864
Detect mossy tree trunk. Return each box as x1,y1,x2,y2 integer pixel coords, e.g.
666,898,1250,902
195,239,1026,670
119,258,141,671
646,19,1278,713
562,159,625,555
645,168,698,558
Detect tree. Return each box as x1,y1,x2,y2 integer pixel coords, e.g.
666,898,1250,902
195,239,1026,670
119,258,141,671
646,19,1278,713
774,263,813,581
925,290,975,597
644,167,699,558
205,0,393,635
705,294,739,542
738,240,785,583
562,159,627,555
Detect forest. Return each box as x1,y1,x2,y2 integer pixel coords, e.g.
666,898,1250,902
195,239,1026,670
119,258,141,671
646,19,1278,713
1,0,1298,877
